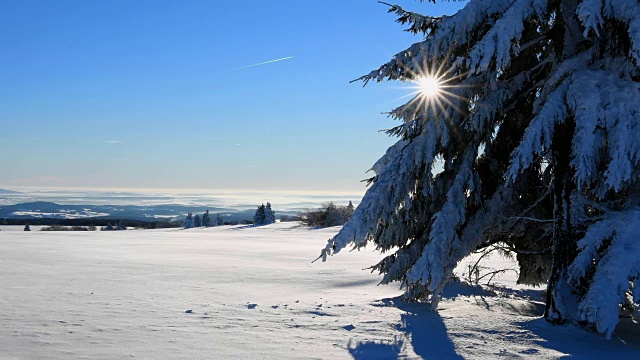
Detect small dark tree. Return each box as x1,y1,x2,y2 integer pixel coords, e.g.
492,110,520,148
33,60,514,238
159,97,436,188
265,202,276,224
254,204,266,225
202,210,212,227
24,224,31,231
346,200,355,214
184,212,194,229
194,214,202,228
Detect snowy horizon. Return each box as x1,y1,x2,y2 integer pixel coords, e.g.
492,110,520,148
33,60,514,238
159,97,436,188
0,186,363,212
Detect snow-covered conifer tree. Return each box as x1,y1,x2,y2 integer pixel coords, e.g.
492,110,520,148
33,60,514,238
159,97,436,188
320,0,640,338
215,213,224,226
24,224,30,231
194,214,201,228
265,202,276,224
184,212,194,229
117,219,126,231
202,209,211,227
254,204,266,225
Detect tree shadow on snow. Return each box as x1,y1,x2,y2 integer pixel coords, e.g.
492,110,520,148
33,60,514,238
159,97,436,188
348,297,463,359
348,337,403,360
227,224,263,230
439,277,546,303
441,280,547,316
349,280,548,359
303,226,340,231
439,278,497,299
516,317,640,358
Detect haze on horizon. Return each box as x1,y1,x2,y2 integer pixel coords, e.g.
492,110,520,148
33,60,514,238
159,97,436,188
0,0,465,192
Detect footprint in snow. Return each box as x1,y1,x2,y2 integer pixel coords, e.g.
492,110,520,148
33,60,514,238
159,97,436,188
247,303,258,309
185,310,194,314
343,324,356,331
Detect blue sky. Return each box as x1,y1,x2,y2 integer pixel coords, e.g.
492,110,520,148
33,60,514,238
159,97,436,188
0,0,465,192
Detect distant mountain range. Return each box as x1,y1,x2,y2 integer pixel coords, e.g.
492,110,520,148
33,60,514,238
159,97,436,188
0,188,21,194
0,201,300,222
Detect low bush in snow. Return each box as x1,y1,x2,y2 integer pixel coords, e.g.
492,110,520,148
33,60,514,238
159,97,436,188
301,202,354,228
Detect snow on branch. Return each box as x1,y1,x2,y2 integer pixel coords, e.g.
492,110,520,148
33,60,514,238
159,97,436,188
406,146,478,298
567,71,603,189
568,209,640,339
466,0,548,74
577,0,604,37
578,0,640,62
321,120,441,260
356,0,519,85
604,0,640,64
463,71,525,131
380,2,443,35
507,79,569,182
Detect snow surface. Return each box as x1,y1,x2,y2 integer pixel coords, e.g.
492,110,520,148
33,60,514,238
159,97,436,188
1,222,638,359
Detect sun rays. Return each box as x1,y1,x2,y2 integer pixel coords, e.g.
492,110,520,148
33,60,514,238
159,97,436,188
417,76,443,97
405,63,467,120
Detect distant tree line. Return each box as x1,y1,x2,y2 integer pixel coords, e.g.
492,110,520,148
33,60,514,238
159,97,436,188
101,219,127,231
2,200,355,231
300,201,354,227
136,219,184,229
279,214,302,222
41,224,97,231
184,209,224,229
0,217,184,229
2,217,151,226
40,219,127,231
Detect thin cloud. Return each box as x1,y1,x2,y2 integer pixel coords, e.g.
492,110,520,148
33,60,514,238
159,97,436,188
105,140,123,144
221,56,293,73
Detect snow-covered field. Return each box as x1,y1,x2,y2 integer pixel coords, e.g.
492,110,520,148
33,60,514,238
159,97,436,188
1,223,638,359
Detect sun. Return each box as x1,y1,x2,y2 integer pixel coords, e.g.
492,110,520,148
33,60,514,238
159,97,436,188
396,59,465,118
417,76,442,98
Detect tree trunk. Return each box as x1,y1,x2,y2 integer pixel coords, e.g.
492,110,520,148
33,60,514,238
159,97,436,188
543,0,584,324
544,119,579,323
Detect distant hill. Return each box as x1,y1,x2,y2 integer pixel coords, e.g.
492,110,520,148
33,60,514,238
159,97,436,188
0,188,21,194
0,201,300,223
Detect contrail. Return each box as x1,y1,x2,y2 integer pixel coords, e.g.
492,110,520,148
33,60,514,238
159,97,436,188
221,56,293,73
